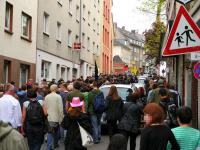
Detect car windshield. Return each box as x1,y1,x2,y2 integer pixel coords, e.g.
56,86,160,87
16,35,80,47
100,87,130,101
138,79,145,84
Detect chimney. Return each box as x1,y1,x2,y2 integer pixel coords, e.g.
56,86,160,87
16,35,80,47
131,30,136,34
122,26,125,30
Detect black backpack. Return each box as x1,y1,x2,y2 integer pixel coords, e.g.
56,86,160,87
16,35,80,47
26,100,44,125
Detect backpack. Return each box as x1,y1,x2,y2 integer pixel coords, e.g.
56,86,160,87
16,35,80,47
26,100,44,125
93,92,105,114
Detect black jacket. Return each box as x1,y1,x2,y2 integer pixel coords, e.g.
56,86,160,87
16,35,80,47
118,102,142,133
62,113,91,150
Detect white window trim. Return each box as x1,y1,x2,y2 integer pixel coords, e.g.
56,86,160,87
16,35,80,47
43,12,49,35
56,22,61,42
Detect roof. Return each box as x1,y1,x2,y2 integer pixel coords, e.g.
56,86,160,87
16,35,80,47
113,55,124,63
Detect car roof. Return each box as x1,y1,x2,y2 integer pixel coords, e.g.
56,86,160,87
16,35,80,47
100,84,132,89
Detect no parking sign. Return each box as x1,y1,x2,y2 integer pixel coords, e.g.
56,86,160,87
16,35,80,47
193,62,200,80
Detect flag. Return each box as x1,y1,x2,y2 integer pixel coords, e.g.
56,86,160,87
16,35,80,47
95,61,98,81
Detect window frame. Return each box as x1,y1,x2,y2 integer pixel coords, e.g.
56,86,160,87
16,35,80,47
4,2,13,34
56,22,62,42
21,12,32,42
43,12,49,35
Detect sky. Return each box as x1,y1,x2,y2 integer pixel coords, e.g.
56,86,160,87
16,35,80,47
112,0,156,34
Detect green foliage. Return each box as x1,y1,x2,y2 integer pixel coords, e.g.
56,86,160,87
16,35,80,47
143,21,166,58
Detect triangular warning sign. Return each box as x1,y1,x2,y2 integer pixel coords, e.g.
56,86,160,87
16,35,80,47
162,5,200,56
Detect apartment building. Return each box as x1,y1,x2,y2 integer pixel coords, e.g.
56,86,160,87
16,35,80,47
37,0,103,81
101,0,113,74
113,25,145,75
0,0,37,86
80,0,103,79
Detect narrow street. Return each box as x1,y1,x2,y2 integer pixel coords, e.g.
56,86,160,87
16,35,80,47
41,136,141,150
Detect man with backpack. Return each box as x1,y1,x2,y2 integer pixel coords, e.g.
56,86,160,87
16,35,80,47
22,89,47,150
88,81,105,144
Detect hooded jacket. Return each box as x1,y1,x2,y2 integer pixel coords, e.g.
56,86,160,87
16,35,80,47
0,121,28,150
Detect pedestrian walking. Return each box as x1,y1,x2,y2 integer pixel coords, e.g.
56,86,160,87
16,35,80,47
87,81,104,144
17,84,27,109
118,92,142,150
0,121,28,150
45,84,64,150
139,103,180,150
21,89,47,150
107,134,127,150
66,81,86,113
62,97,91,150
167,106,200,150
105,85,124,139
0,83,22,130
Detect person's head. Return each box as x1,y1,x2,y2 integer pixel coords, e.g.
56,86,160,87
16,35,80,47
21,84,27,91
60,83,68,92
143,103,164,125
159,88,168,99
73,81,82,90
67,84,73,92
108,85,119,100
107,134,127,150
0,84,5,93
157,79,164,87
27,89,37,99
177,106,192,125
4,83,15,93
92,81,102,88
68,97,83,117
50,84,58,92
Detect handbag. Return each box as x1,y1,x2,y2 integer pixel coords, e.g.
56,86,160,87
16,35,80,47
78,123,93,147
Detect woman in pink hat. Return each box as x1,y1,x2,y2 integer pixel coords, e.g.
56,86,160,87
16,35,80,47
62,97,91,150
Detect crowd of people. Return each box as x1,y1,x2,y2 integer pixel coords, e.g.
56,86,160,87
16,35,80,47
0,74,200,150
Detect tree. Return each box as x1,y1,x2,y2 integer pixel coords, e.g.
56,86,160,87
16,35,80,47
143,21,166,58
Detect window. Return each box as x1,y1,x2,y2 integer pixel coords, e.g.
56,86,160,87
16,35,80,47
97,23,99,34
93,18,96,31
21,12,32,40
69,0,72,16
103,1,105,16
68,30,72,47
75,35,79,42
56,22,61,42
88,11,91,26
20,64,29,87
87,37,90,50
3,60,11,83
96,45,99,53
5,2,13,33
57,0,62,5
83,5,86,20
82,33,85,48
43,12,49,35
94,0,96,7
61,67,66,80
41,60,51,79
108,9,110,23
76,5,80,22
93,42,95,52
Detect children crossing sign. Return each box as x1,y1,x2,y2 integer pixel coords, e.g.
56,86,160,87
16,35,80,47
176,0,193,4
162,5,200,56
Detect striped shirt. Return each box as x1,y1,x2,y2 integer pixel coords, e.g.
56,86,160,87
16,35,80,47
167,126,200,150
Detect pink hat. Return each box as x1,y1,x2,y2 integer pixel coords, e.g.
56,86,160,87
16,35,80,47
70,97,83,107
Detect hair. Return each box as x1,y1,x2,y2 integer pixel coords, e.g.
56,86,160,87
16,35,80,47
92,81,102,88
0,84,5,93
21,84,27,91
159,88,168,97
27,89,37,98
60,83,69,90
50,84,58,92
107,134,127,150
68,107,82,117
4,83,14,92
143,103,164,124
73,81,82,90
177,106,192,124
108,85,120,100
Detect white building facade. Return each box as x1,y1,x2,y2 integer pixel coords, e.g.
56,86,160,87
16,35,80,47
0,0,37,86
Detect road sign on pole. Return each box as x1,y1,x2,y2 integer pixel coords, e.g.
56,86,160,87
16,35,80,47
176,0,194,4
162,5,200,56
193,62,200,80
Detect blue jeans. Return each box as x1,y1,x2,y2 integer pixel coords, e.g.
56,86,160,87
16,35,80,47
90,114,101,142
47,123,59,150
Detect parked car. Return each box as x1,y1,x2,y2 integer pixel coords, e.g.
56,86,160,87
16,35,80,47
99,84,137,132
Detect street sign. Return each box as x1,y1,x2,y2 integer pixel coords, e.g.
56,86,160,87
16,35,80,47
176,0,194,4
193,62,200,80
73,42,81,50
191,53,200,61
162,5,200,56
